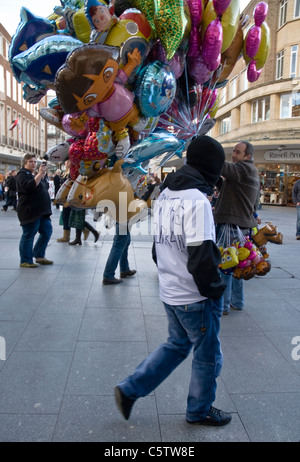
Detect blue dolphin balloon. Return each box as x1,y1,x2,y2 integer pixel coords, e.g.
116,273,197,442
122,128,185,170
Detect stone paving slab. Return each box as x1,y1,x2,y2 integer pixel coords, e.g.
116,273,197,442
0,202,299,442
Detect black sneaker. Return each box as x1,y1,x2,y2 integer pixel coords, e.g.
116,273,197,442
103,277,123,285
114,386,135,420
187,406,232,426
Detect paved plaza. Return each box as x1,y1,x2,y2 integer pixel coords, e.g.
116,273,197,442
0,202,299,442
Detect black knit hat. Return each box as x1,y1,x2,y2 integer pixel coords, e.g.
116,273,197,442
186,135,225,187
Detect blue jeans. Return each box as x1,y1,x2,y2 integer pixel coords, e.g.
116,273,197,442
103,223,131,279
221,272,244,313
117,298,223,421
296,205,300,236
19,216,52,264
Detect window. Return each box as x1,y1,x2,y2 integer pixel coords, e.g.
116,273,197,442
6,70,11,98
251,96,270,123
280,92,300,118
219,115,231,135
0,65,4,93
276,50,284,80
295,0,300,17
279,0,287,27
230,77,237,99
290,45,298,77
241,69,248,92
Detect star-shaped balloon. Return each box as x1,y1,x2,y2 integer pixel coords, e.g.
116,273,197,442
153,0,189,59
128,0,189,59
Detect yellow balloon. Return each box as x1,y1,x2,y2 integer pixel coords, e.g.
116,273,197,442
73,7,91,43
201,0,240,53
243,22,270,70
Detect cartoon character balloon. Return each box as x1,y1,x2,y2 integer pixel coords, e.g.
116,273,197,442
55,43,150,157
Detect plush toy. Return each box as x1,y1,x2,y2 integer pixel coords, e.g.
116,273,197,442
252,222,283,247
219,245,239,274
233,237,271,280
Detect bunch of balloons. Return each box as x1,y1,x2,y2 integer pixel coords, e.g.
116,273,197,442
9,0,271,207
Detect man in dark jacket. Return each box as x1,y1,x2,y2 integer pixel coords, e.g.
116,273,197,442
214,141,260,315
115,136,232,427
16,154,53,268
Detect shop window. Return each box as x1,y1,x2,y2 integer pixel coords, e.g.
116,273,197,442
258,164,287,205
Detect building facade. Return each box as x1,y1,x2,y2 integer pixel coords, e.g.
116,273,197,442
0,24,48,177
211,0,300,205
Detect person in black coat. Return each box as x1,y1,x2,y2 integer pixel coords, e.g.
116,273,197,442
16,154,53,268
53,169,61,209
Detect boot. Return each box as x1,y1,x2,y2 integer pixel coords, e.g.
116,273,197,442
69,229,82,246
57,230,70,243
84,222,100,242
83,228,90,241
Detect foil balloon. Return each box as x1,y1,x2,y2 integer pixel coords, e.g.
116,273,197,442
62,112,90,138
122,129,185,169
213,0,232,16
186,0,203,58
9,8,83,102
188,53,213,85
201,0,240,53
254,2,268,27
219,19,243,82
85,0,118,43
45,140,73,163
69,138,86,180
247,60,262,83
127,0,156,31
66,159,148,224
55,43,149,157
202,18,223,71
153,0,189,60
105,8,152,78
245,25,261,59
243,21,270,70
135,61,176,117
148,40,186,78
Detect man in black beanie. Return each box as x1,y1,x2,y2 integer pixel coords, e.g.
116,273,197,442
115,135,232,427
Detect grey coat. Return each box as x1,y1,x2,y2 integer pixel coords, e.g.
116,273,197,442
213,159,259,229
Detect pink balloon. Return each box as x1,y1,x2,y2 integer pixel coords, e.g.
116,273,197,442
254,2,268,27
213,0,231,16
247,60,262,82
245,25,261,58
202,19,223,72
187,0,203,57
187,0,203,27
147,40,185,78
188,55,213,84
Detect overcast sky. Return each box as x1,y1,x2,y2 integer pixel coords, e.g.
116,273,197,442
0,0,252,37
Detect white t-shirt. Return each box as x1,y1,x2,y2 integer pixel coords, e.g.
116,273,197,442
153,187,216,305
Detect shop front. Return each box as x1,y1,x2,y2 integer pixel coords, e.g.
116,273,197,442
256,149,300,206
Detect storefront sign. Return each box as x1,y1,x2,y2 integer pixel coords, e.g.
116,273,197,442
264,150,300,162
